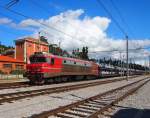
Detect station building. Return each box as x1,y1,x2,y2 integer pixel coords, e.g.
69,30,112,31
0,37,49,74
15,37,49,63
0,55,25,74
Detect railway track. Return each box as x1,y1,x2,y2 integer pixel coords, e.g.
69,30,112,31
0,76,119,90
0,81,30,90
0,76,140,105
0,75,138,90
30,77,150,118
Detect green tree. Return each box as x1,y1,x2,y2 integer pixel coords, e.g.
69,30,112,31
40,36,48,43
82,47,86,59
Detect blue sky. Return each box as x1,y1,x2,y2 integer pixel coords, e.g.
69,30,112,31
0,0,150,46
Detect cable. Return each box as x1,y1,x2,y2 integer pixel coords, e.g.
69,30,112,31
0,10,20,22
0,11,33,36
110,0,135,38
5,0,19,8
29,0,100,43
0,5,87,42
96,0,128,37
0,28,23,36
30,0,51,15
0,11,61,40
33,0,148,55
89,47,146,53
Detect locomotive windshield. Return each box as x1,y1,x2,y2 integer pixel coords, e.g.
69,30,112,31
30,56,48,63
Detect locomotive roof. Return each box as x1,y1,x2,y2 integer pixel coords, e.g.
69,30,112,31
32,52,92,64
52,54,91,63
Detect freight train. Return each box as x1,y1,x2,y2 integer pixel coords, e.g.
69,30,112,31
26,52,144,84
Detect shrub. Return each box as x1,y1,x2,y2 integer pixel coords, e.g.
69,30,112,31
0,70,4,74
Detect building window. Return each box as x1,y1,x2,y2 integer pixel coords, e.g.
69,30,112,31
16,65,24,70
3,64,12,69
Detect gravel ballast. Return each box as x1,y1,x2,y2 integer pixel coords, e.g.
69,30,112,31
0,76,148,118
111,78,150,118
0,76,132,95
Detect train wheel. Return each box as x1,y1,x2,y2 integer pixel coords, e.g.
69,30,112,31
29,80,35,85
86,76,91,80
46,78,54,84
54,77,62,83
62,77,67,82
35,78,45,85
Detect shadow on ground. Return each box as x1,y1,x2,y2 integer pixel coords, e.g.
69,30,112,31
112,105,150,118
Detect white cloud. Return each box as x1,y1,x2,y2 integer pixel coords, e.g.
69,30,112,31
18,9,136,53
2,9,150,65
19,19,42,28
0,18,12,24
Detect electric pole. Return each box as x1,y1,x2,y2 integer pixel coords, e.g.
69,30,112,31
119,51,122,77
149,55,150,73
126,35,129,80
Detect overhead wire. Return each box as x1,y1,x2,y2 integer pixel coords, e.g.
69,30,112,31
0,4,88,44
30,0,148,55
0,11,32,36
0,10,20,22
30,0,51,15
89,47,145,53
29,0,99,44
96,0,128,37
2,1,148,55
5,0,19,8
0,28,22,37
110,0,135,38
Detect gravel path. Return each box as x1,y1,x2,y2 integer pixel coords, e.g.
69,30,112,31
111,78,150,118
0,76,147,118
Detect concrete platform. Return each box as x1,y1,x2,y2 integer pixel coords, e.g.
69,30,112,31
0,78,28,84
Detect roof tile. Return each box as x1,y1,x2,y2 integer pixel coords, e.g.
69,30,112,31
0,55,24,63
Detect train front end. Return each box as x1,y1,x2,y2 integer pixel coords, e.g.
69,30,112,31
26,53,50,84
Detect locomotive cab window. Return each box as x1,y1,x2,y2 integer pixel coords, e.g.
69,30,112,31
51,58,55,65
30,56,48,63
63,60,66,63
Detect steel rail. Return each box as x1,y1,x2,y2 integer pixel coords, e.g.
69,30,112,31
0,81,30,90
0,76,139,104
0,75,138,90
30,77,149,118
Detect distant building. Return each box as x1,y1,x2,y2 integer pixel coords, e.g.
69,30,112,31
0,55,25,74
2,48,15,58
15,37,49,63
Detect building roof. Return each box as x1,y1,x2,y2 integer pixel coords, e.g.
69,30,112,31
15,37,49,45
0,55,24,63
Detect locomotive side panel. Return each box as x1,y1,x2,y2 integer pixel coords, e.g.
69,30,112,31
62,59,92,76
91,62,99,76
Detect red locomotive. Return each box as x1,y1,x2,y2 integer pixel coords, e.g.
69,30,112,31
26,52,100,84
